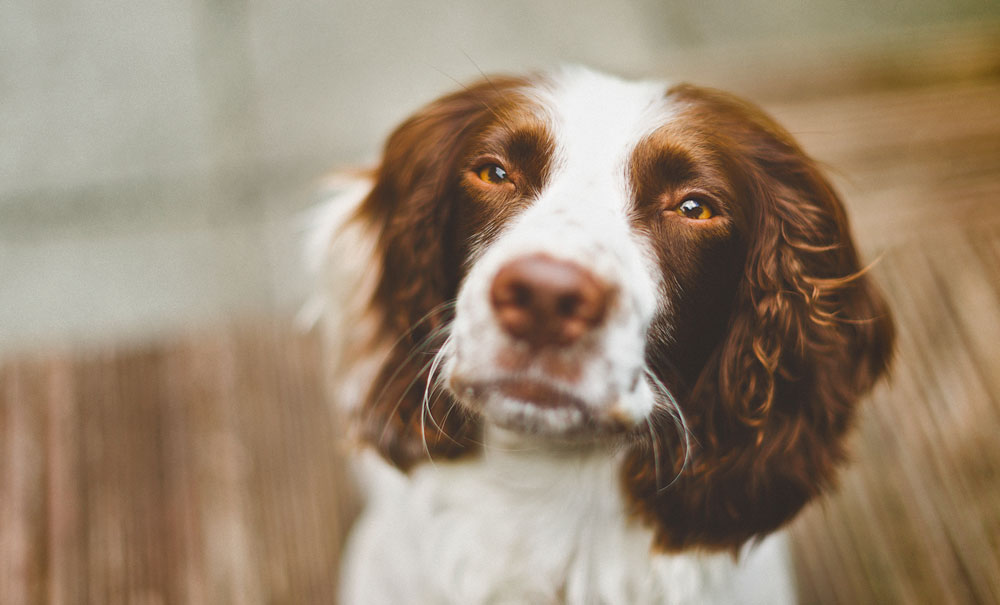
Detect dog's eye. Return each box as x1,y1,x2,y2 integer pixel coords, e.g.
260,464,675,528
477,163,509,185
676,199,713,220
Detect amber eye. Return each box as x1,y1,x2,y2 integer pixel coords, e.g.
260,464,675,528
676,198,713,220
477,163,509,185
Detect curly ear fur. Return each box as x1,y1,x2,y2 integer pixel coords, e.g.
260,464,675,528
350,78,893,545
625,87,896,552
356,78,531,470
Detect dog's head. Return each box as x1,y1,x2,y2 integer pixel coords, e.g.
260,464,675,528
320,67,894,551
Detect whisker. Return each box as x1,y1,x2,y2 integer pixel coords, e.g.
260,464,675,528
438,396,461,431
368,301,457,417
434,351,462,431
392,300,457,352
376,322,453,445
403,350,444,464
461,49,503,98
392,333,539,456
419,394,435,467
643,368,693,492
425,64,510,125
646,416,663,492
421,335,464,453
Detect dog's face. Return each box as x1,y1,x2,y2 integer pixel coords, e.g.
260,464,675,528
448,73,673,437
328,68,894,550
446,73,761,442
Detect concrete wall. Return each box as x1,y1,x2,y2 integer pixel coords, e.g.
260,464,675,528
2,0,996,351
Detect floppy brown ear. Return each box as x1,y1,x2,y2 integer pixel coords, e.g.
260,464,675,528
355,78,529,470
625,91,895,551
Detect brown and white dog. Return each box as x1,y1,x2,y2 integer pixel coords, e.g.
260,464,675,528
309,67,894,604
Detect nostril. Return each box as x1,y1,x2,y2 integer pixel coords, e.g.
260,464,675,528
511,283,533,308
555,294,581,318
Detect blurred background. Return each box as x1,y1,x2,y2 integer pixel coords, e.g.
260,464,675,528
2,0,999,603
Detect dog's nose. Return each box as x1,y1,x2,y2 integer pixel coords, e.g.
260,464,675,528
490,254,612,347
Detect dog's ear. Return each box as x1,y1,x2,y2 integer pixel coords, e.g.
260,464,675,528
626,86,895,551
355,78,529,470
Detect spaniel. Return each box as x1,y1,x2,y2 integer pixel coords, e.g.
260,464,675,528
310,67,895,604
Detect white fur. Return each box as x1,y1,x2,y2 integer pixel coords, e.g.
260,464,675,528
449,68,669,433
304,173,389,415
314,68,798,604
340,430,795,604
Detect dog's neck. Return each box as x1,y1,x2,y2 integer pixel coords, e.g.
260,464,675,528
342,424,792,604
475,424,625,498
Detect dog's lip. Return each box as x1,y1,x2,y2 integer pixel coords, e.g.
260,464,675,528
452,376,587,411
495,379,588,410
450,376,635,432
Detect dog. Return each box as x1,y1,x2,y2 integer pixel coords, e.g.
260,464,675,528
309,66,895,604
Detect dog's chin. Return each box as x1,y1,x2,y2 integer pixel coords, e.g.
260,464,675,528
449,376,636,439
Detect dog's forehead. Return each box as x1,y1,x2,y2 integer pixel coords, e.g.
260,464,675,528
534,68,674,183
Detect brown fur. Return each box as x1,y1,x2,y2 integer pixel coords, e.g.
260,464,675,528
348,77,894,551
624,85,895,551
353,76,554,469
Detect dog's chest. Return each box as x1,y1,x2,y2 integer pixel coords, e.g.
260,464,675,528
341,449,745,605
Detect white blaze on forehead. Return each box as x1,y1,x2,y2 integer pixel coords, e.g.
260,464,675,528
508,67,672,321
540,67,672,202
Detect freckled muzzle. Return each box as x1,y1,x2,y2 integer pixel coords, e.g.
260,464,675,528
441,194,665,434
440,248,653,436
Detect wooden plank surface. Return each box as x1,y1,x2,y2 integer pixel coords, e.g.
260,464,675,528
1,327,357,604
790,225,1000,605
3,25,1000,604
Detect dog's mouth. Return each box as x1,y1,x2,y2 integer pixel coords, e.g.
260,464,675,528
493,379,587,410
449,375,634,436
